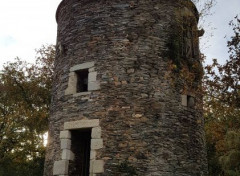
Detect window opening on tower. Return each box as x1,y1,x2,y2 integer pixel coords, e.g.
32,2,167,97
76,69,88,92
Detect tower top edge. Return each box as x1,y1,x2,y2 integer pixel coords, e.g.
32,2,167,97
56,0,65,23
55,0,199,23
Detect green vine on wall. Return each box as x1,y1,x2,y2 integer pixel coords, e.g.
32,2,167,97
165,4,204,93
166,28,182,72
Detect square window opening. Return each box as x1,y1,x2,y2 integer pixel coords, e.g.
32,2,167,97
187,95,195,107
76,69,89,92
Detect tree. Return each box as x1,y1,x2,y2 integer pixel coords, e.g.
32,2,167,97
0,45,55,176
192,0,217,50
192,0,216,19
204,16,240,176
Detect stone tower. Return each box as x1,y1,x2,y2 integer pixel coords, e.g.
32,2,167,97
44,0,208,175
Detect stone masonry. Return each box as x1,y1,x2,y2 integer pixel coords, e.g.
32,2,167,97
44,0,208,175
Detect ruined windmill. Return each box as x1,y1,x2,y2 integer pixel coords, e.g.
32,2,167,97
44,0,208,175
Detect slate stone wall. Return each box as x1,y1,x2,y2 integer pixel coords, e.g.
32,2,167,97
44,0,208,175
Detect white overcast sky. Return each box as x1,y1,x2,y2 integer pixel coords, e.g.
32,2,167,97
0,0,239,69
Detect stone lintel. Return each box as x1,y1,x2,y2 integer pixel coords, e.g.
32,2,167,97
64,119,100,130
70,61,95,72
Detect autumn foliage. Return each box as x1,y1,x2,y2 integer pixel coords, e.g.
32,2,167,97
204,16,240,176
0,45,55,176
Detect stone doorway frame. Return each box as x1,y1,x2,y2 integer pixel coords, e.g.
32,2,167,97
53,119,104,176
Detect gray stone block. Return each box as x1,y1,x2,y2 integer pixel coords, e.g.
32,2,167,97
90,150,96,160
88,72,97,82
89,67,95,72
91,127,101,139
53,160,69,175
65,73,77,95
181,95,188,106
60,131,71,139
73,92,91,97
90,160,104,174
91,139,103,150
61,139,71,149
62,149,74,160
88,81,100,91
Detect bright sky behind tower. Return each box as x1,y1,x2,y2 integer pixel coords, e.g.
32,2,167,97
0,0,61,67
0,0,239,68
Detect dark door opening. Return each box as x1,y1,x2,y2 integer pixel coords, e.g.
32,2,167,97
70,129,91,176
